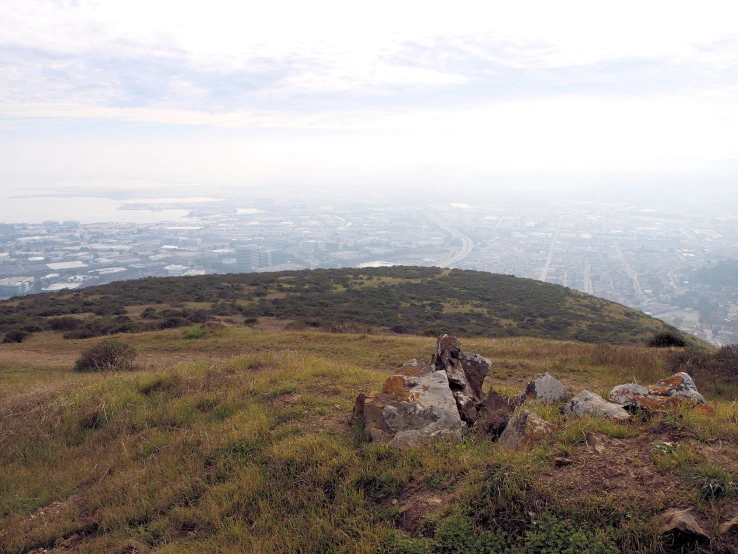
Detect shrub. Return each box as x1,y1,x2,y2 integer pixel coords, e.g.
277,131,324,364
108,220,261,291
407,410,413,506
48,316,81,331
646,332,686,348
74,339,138,372
2,329,30,343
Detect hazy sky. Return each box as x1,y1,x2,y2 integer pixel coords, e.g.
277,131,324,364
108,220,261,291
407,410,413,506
1,0,737,193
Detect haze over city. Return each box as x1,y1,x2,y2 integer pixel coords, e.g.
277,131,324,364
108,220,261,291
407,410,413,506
1,1,738,346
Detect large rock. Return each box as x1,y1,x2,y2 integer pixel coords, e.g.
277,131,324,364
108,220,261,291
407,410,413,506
353,359,464,447
432,335,491,423
498,410,556,449
609,372,705,412
563,390,631,421
659,508,709,542
521,372,573,404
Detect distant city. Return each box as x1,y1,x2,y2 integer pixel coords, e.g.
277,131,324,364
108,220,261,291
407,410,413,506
1,194,737,346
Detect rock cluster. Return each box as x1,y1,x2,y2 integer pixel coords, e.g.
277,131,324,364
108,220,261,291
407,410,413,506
353,335,709,450
353,335,489,447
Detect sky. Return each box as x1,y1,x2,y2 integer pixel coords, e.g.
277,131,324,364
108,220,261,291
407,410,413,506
1,0,738,195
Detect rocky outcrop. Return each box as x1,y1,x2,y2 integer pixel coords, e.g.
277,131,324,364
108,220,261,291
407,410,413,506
353,359,464,447
521,372,572,404
564,390,631,420
609,372,706,412
432,334,491,423
498,410,556,449
354,335,496,446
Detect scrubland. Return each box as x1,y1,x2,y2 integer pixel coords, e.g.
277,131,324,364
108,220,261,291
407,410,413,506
1,328,737,553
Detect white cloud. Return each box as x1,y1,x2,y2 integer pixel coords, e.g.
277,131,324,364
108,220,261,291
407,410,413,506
1,0,738,184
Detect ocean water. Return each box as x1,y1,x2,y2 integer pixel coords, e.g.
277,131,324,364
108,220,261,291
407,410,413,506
0,196,192,224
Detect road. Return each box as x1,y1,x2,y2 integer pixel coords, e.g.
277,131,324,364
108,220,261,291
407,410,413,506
423,210,474,268
538,217,562,281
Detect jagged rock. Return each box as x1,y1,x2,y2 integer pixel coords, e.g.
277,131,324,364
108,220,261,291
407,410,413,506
609,373,706,412
718,515,738,536
432,335,491,423
498,410,556,449
521,372,572,404
353,359,464,447
564,390,631,420
658,508,709,542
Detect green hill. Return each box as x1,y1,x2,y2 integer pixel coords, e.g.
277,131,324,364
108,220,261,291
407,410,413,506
1,267,701,346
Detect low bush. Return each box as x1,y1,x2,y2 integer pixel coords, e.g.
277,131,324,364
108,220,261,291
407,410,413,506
2,329,30,343
74,339,138,372
47,316,81,331
646,332,686,348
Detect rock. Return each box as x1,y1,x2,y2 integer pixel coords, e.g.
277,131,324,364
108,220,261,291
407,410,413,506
648,372,705,404
475,391,522,439
498,410,556,449
609,373,706,412
564,390,631,420
659,508,709,542
353,361,464,447
609,383,651,407
554,457,572,467
719,515,738,536
585,432,607,454
521,372,573,404
458,352,491,398
432,335,491,423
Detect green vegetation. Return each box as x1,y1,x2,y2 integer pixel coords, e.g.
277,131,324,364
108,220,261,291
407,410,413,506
0,267,702,346
1,328,737,553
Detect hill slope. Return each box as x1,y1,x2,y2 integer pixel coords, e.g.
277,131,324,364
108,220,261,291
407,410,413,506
0,329,736,553
1,267,700,346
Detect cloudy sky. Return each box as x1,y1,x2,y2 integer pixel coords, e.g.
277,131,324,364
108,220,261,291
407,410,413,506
1,0,737,192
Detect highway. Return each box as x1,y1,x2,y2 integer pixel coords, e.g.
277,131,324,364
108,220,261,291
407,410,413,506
538,217,562,282
423,210,474,268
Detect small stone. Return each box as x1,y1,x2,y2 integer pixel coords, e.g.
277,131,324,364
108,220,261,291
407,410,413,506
586,432,607,454
391,498,399,506
719,515,738,536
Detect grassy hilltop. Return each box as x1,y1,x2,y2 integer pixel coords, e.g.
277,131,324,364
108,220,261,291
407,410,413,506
1,327,737,553
0,267,702,346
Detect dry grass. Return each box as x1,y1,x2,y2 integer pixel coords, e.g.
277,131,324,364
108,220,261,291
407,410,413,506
1,328,736,553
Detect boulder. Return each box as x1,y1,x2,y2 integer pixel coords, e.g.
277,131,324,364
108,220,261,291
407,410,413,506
658,508,709,542
475,391,522,439
353,359,464,447
432,335,491,423
563,390,631,421
521,372,573,404
609,373,706,412
498,410,556,449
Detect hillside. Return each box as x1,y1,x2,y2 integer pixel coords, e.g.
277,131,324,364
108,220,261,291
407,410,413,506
1,328,737,553
0,267,701,346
